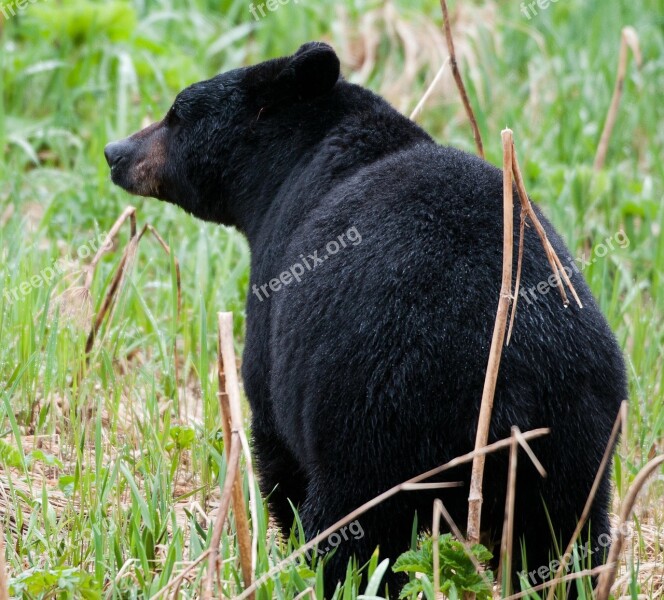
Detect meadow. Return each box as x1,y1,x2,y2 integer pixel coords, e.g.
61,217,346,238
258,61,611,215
0,0,662,598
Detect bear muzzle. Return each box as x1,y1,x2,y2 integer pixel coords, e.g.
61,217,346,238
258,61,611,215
105,121,167,199
104,137,142,194
104,139,130,170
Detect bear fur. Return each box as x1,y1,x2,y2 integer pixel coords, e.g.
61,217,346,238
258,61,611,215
105,42,627,598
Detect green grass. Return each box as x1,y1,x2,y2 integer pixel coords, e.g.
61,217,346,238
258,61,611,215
0,0,663,598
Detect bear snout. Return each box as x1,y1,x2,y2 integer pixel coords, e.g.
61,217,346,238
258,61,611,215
104,139,136,192
104,139,131,170
105,124,167,199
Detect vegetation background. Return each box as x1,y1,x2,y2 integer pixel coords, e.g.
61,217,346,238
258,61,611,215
0,0,662,597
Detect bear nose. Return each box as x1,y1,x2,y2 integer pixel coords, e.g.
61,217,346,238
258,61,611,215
104,140,129,168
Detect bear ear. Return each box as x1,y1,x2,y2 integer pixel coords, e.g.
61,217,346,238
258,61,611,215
277,42,340,101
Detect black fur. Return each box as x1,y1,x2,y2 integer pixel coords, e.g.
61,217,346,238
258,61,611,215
105,42,627,598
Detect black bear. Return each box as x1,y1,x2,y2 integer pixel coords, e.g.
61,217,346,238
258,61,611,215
105,42,626,598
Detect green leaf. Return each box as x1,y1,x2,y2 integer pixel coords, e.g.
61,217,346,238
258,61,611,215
0,438,23,469
362,558,390,596
392,549,430,574
393,534,493,600
27,448,63,468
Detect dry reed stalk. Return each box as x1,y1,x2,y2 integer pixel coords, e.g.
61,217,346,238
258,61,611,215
410,56,451,122
151,549,212,600
546,402,626,600
506,209,526,346
217,312,254,599
85,221,182,354
513,429,546,476
466,129,514,549
147,225,183,411
439,0,484,158
112,559,136,586
593,27,642,171
0,534,8,600
433,499,441,595
498,427,519,595
233,428,550,600
202,435,242,599
506,138,584,346
52,207,136,348
511,141,582,310
84,232,139,356
238,430,259,574
400,482,462,491
595,453,664,600
84,205,137,290
78,213,182,404
505,564,613,600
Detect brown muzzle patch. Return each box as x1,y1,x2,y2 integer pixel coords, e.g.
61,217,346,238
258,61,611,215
105,120,168,198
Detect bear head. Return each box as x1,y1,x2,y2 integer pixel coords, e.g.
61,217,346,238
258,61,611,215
104,42,341,227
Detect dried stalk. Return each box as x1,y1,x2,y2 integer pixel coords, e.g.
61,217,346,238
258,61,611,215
55,206,136,378
410,56,451,122
85,222,182,355
439,0,484,158
146,225,183,413
0,534,8,600
84,205,137,290
498,427,519,595
400,482,462,491
505,564,613,600
466,129,514,548
432,499,441,595
238,430,259,574
84,232,140,356
151,550,212,600
595,453,664,600
594,27,642,171
202,434,242,599
80,214,182,408
546,402,625,600
505,137,585,345
513,428,546,477
506,209,526,346
217,312,254,598
511,141,582,310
